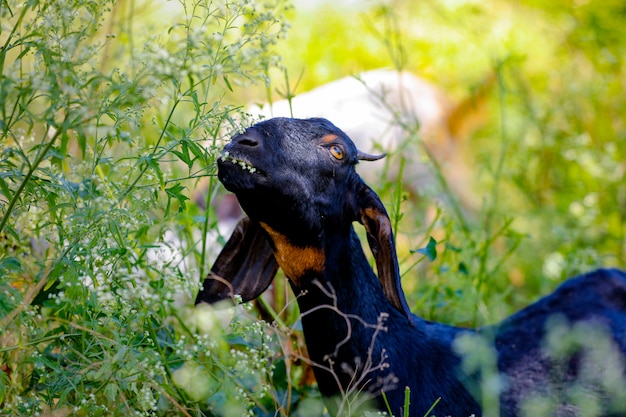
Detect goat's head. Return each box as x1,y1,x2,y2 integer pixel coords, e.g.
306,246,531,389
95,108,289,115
196,117,411,317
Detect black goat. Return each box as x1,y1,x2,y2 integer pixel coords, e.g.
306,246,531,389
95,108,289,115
195,117,626,417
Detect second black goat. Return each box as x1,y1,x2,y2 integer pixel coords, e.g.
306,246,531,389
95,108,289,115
196,117,626,417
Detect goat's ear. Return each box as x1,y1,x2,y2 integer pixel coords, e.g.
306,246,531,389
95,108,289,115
195,216,279,305
356,183,412,319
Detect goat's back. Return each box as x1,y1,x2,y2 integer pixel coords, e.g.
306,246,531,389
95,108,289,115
494,268,626,415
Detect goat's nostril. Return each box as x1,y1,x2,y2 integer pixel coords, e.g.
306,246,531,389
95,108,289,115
236,136,259,147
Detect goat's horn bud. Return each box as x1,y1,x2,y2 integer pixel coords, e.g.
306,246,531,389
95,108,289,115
357,150,386,161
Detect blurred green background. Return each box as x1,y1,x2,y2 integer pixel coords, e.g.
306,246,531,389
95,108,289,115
1,0,624,415
252,0,626,321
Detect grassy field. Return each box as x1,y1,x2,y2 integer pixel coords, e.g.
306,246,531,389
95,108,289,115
1,0,624,415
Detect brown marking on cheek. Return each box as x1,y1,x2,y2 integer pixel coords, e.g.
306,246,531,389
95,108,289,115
259,222,325,287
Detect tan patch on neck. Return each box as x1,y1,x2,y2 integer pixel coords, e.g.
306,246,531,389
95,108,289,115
259,222,325,287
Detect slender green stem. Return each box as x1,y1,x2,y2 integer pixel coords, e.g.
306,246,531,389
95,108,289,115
199,171,216,280
422,396,441,417
0,119,65,235
403,386,411,417
115,99,180,206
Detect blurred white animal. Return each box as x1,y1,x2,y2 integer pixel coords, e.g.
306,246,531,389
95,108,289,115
248,69,491,209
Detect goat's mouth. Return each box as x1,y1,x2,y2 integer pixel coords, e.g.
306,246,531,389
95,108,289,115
219,152,261,175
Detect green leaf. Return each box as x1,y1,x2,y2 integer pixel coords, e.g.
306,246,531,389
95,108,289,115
186,139,208,166
172,140,193,170
412,236,437,261
149,278,164,290
223,75,234,92
141,155,164,188
77,130,87,158
0,256,22,274
0,177,12,201
165,182,189,215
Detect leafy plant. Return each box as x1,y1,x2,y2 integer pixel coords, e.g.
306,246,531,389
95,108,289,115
0,0,294,415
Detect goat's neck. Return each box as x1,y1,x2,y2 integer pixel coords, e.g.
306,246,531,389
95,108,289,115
292,226,413,397
288,226,476,412
295,226,397,318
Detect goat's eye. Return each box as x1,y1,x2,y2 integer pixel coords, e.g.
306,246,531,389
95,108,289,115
329,145,344,160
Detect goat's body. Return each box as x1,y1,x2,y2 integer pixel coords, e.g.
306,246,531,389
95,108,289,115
196,117,626,417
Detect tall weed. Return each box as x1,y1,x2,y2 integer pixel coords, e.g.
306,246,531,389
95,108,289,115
0,0,293,415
